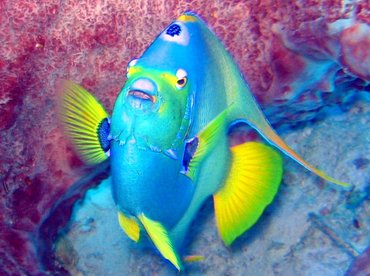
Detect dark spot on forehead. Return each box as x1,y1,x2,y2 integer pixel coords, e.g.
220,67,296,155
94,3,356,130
166,24,181,37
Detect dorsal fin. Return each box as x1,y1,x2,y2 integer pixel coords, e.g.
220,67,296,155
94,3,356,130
250,121,350,187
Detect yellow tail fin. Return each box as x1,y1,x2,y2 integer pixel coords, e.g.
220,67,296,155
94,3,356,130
214,142,283,246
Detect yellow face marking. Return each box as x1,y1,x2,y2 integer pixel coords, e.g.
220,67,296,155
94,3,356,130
177,14,197,22
160,73,178,87
127,66,143,78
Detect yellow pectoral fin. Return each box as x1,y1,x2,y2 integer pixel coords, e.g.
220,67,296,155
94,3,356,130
118,212,140,242
138,214,182,271
186,107,230,180
214,142,283,246
58,80,110,165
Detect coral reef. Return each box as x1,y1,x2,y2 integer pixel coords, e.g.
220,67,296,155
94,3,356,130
0,1,369,275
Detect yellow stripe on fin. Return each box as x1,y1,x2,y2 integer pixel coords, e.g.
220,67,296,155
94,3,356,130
213,142,283,246
118,212,140,242
177,14,198,22
254,124,350,187
58,80,109,165
138,214,182,271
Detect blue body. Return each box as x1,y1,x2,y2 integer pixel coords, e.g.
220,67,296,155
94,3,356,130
109,15,232,244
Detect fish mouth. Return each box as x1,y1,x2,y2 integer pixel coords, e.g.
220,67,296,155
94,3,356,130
125,78,159,112
128,90,156,103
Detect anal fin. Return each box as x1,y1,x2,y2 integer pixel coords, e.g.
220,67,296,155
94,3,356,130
213,142,283,246
118,211,140,242
138,213,182,271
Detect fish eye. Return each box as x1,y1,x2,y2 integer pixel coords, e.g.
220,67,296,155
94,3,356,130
177,78,186,87
176,68,187,89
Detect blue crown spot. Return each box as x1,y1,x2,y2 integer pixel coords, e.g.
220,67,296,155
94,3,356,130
166,24,181,37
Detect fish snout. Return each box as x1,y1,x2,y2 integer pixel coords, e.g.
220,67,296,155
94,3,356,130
126,78,158,112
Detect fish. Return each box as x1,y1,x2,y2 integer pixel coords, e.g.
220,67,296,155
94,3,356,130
58,12,350,270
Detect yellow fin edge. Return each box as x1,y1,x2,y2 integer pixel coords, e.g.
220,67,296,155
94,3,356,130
138,214,182,271
117,212,140,242
260,128,350,188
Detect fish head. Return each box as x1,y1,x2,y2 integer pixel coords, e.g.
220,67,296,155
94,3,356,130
111,63,193,151
111,13,209,155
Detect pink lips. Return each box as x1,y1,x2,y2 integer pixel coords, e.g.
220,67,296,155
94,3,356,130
128,90,156,103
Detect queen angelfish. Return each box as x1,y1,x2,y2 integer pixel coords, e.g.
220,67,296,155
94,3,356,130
58,12,350,270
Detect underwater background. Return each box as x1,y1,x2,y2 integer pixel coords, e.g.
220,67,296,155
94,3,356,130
0,0,369,275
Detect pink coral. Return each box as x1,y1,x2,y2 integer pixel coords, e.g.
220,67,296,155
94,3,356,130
0,1,368,274
340,22,370,80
